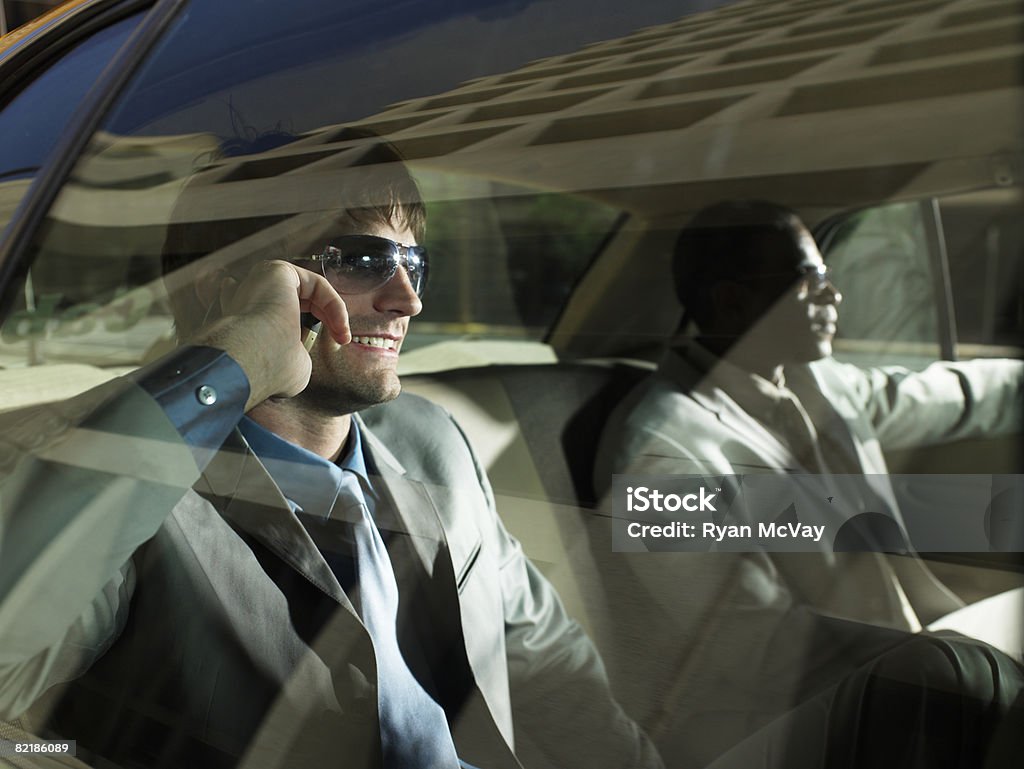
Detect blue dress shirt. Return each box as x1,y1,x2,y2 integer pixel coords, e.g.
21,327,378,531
134,345,250,469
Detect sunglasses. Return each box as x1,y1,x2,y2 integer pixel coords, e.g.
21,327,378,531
796,263,834,292
735,264,835,293
294,235,429,297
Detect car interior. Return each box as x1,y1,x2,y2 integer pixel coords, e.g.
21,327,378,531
0,0,1022,766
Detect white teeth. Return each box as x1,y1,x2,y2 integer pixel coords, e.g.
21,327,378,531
352,336,397,350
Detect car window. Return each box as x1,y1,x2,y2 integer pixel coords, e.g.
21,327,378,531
0,10,144,237
823,189,1024,368
942,189,1023,354
825,202,938,348
0,1,1022,767
0,0,650,379
411,185,621,350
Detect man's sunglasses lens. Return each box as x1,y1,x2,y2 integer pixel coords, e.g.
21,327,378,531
320,236,428,296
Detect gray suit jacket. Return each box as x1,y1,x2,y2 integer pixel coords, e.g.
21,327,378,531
0,381,655,769
589,349,1022,765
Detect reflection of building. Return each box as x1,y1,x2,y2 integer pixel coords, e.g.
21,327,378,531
0,0,62,35
41,0,1015,221
340,0,1022,355
31,0,1024,232
4,0,1021,364
332,0,1022,218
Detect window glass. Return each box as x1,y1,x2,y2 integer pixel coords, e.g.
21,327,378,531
823,200,942,367
0,0,654,377
823,191,1024,368
413,182,620,349
0,11,143,236
942,189,1024,355
1,1,1022,767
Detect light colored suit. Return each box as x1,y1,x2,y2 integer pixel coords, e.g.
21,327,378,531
590,346,1023,766
0,379,656,769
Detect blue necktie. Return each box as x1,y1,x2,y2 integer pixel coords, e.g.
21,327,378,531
333,470,460,769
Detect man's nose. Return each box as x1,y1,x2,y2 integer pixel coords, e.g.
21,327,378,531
373,266,423,317
812,279,842,306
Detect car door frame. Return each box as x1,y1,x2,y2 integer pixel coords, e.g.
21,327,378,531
0,0,183,319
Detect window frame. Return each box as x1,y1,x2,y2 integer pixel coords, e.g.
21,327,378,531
0,0,176,323
814,196,961,363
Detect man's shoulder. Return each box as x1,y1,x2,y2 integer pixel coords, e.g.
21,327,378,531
627,373,715,422
596,357,729,457
357,391,477,478
806,356,858,377
802,357,870,396
594,366,723,481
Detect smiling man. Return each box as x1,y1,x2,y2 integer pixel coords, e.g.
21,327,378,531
667,200,842,387
245,222,427,460
592,200,1024,768
0,139,658,769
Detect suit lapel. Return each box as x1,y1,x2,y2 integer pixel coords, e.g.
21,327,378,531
356,414,468,670
357,414,520,767
187,430,385,752
188,418,519,765
355,415,448,574
790,364,873,473
695,386,803,469
195,429,356,614
664,349,804,471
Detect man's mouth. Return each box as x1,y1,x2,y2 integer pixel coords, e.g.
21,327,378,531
810,319,837,336
351,335,399,351
810,307,838,336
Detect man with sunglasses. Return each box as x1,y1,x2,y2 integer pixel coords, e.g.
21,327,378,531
592,200,1024,768
0,140,657,769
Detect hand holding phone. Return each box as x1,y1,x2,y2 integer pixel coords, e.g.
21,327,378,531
300,312,323,351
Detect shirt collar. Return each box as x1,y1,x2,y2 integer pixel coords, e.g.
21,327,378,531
238,416,370,518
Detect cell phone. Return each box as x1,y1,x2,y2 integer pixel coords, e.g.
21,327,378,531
300,312,322,351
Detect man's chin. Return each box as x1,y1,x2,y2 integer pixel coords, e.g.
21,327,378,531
788,338,832,364
299,374,403,415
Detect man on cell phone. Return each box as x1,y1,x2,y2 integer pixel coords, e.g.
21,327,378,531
0,137,658,769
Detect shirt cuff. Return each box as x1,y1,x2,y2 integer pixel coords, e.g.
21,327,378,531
132,346,250,469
